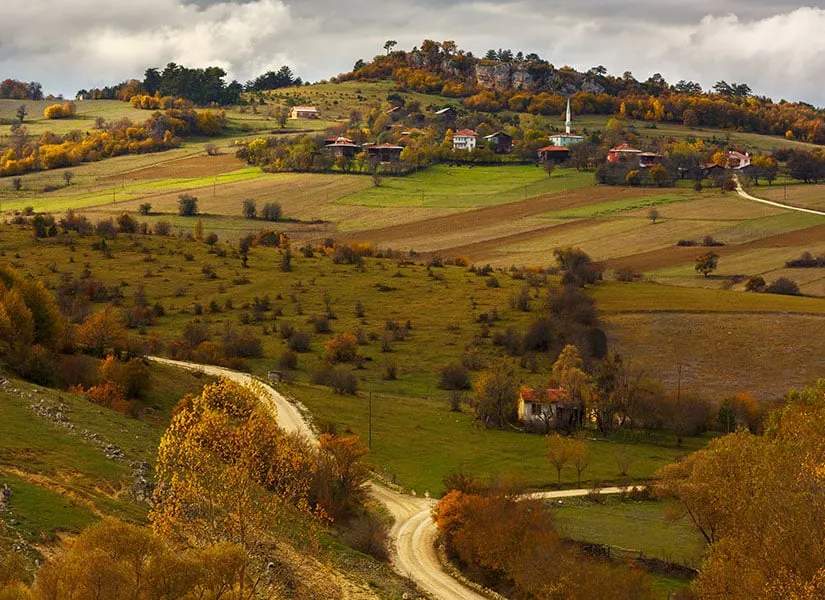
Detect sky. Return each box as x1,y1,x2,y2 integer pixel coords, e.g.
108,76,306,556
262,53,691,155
3,0,825,106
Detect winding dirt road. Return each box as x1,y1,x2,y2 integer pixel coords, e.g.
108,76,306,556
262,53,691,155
150,357,633,600
735,177,825,217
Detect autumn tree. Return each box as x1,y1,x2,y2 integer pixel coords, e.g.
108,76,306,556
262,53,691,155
648,207,660,224
553,247,603,287
472,360,519,429
568,436,590,486
694,251,719,278
75,307,128,356
314,433,369,521
546,433,571,484
655,384,825,599
151,380,319,551
552,344,591,429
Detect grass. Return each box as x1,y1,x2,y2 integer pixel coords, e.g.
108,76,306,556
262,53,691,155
290,383,705,496
0,364,208,543
551,498,705,568
337,165,593,209
540,192,689,219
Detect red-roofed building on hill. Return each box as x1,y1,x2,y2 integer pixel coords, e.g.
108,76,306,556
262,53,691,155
727,151,751,169
518,384,584,433
607,143,643,163
452,129,478,152
538,145,570,163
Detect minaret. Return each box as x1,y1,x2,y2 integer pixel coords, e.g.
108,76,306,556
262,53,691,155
565,98,572,134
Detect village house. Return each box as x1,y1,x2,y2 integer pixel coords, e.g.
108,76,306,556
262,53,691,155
452,129,478,152
727,151,751,169
290,106,320,119
484,131,513,154
518,385,584,432
537,145,570,163
324,136,360,158
639,152,664,167
607,143,643,163
363,142,404,162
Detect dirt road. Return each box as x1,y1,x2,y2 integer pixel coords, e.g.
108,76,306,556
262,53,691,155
150,357,634,600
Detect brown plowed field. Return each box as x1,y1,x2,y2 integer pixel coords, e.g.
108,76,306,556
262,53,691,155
347,186,641,251
607,222,825,271
104,153,246,182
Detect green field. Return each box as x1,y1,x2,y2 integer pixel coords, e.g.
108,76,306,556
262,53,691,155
337,164,592,209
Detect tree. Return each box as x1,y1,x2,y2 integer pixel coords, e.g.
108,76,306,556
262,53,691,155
648,207,660,224
62,170,74,186
648,163,671,187
694,251,719,277
315,434,369,520
383,40,398,55
568,436,590,486
546,433,571,484
552,345,591,428
138,203,151,216
553,247,603,287
177,193,198,216
542,161,555,178
656,384,825,599
75,306,128,356
16,104,27,123
472,360,519,429
242,198,257,219
750,155,779,185
151,380,317,551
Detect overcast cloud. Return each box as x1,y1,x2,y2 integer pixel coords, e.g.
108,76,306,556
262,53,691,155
3,1,825,105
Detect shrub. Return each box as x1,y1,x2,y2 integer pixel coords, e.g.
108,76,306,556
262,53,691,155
313,315,331,334
116,213,138,233
341,513,389,561
204,232,219,246
178,194,198,216
153,221,171,236
312,366,359,394
278,348,298,370
439,362,470,390
382,359,398,380
745,275,766,292
288,330,311,352
138,203,151,215
676,239,697,247
279,321,296,339
242,199,257,219
325,333,359,363
261,202,282,221
765,277,801,295
222,326,263,358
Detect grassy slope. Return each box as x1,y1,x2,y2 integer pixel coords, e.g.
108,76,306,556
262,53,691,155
0,364,207,541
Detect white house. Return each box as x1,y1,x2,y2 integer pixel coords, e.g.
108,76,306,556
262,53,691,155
290,106,320,119
452,129,478,152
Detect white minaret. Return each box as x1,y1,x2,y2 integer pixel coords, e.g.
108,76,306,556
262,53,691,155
565,98,572,134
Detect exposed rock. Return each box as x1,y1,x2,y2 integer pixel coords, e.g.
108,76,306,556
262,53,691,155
131,462,154,503
0,483,12,509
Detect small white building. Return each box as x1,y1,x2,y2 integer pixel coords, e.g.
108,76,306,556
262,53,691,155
550,98,585,147
728,151,751,169
452,129,478,152
290,106,320,119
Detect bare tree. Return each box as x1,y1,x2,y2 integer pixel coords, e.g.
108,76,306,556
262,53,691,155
648,207,660,224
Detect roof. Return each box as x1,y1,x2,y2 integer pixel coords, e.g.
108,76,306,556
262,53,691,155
291,106,318,111
365,143,403,150
326,142,359,148
435,107,456,115
325,136,354,144
551,133,584,139
485,131,513,140
639,152,663,157
728,151,749,159
609,143,642,153
538,145,570,152
454,129,478,137
520,386,568,404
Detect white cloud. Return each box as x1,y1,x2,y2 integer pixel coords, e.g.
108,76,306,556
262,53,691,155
2,1,825,105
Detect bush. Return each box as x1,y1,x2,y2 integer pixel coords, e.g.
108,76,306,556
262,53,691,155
313,315,331,334
242,199,257,219
341,512,389,561
178,194,198,216
439,362,470,390
312,366,358,394
116,213,138,233
325,333,359,363
153,221,171,236
382,359,398,380
745,275,766,292
278,348,298,370
222,326,263,358
138,203,151,216
765,277,801,295
261,202,282,221
288,330,311,352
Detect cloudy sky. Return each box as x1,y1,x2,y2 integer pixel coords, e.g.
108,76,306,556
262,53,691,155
4,0,825,105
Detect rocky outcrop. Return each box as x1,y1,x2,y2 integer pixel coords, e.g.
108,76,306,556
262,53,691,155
475,62,606,95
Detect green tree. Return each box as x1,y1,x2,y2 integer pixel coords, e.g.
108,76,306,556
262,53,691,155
242,198,257,219
383,40,398,55
177,193,198,216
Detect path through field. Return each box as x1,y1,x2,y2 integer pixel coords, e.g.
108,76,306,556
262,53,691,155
735,177,825,217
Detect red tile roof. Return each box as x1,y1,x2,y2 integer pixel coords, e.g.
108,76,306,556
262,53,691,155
454,129,478,137
610,143,641,153
538,145,570,152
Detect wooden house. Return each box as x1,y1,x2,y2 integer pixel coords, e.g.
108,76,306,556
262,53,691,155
485,131,513,154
